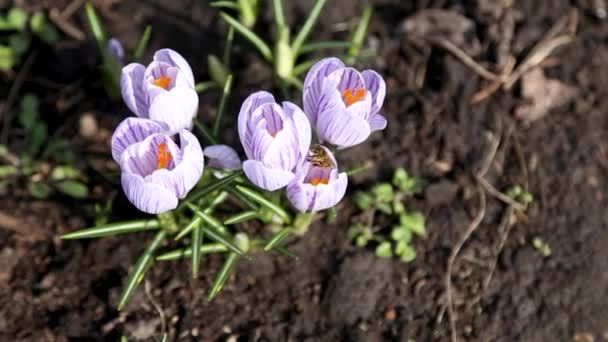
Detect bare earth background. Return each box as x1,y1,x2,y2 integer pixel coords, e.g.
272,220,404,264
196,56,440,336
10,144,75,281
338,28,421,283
1,0,607,341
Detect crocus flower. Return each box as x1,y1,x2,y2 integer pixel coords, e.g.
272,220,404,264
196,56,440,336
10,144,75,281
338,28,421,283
107,38,124,66
203,144,242,171
286,145,348,212
111,117,169,163
238,91,311,191
117,127,204,214
303,57,387,149
121,48,198,133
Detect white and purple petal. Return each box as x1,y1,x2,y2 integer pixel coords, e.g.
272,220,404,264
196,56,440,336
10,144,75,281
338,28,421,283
153,49,195,87
121,172,179,214
120,63,147,117
148,87,199,133
303,58,344,125
242,160,295,191
204,145,242,170
362,70,386,116
111,117,169,163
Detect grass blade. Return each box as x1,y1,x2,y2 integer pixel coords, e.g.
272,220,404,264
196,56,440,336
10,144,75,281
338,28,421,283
200,225,244,256
195,81,218,93
191,223,203,278
117,230,167,310
156,243,228,261
175,216,202,240
271,245,299,260
235,185,291,223
85,3,106,52
223,25,235,67
212,74,234,138
224,210,259,225
220,12,272,61
210,1,239,9
193,119,219,145
133,25,151,60
179,171,242,209
61,219,160,239
208,252,239,300
346,5,373,64
272,0,286,28
299,40,351,54
291,0,327,54
228,188,258,210
264,227,292,251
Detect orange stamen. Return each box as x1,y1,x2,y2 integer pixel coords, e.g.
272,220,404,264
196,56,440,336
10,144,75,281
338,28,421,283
156,143,172,169
152,76,172,90
342,88,365,107
310,178,329,186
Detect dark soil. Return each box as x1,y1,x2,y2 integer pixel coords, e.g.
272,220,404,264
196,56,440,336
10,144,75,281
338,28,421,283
1,0,608,341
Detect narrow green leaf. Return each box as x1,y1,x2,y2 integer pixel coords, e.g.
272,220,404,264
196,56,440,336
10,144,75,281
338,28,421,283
84,3,106,52
291,0,327,54
272,0,286,28
191,224,203,278
264,228,292,251
175,216,203,240
61,219,160,239
227,188,258,210
117,230,167,310
299,41,351,55
223,25,235,67
208,55,228,87
193,119,219,145
235,185,291,223
180,171,242,208
237,0,257,28
346,5,372,64
212,74,234,138
210,1,240,9
30,12,59,45
133,25,151,60
200,225,243,256
224,210,259,225
271,245,299,260
159,333,167,342
156,243,228,261
220,12,272,61
55,180,88,198
194,81,218,93
208,252,239,300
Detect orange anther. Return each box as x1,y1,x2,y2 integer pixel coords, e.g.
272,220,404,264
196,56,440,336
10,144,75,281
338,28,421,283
310,177,329,186
156,143,172,169
152,76,172,90
342,88,365,107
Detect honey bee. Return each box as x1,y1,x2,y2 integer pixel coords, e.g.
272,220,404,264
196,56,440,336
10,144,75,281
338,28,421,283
308,144,334,168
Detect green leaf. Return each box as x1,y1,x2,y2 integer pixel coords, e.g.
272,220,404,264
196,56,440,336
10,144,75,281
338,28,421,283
392,168,424,195
30,12,59,45
220,12,272,62
372,183,395,203
264,227,292,251
175,216,203,240
28,181,52,199
291,0,327,54
394,239,408,255
224,210,259,225
393,200,405,214
61,219,160,239
18,93,39,130
84,4,105,51
133,25,151,60
235,185,291,224
355,234,369,247
270,245,299,260
234,232,250,253
210,1,240,10
272,0,286,28
375,202,393,215
353,191,374,210
156,243,228,261
117,230,167,310
299,41,351,54
399,244,416,263
180,171,242,208
390,226,412,243
7,8,28,31
212,74,234,138
191,224,203,278
208,252,239,301
29,122,47,156
9,33,31,57
55,180,88,198
208,55,228,88
0,45,15,70
0,165,18,178
50,165,81,181
194,81,218,93
375,241,393,258
237,0,257,28
346,5,372,64
199,224,244,256
400,212,425,237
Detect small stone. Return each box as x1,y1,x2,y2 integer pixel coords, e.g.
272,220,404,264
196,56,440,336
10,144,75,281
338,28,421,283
79,112,98,139
384,307,397,321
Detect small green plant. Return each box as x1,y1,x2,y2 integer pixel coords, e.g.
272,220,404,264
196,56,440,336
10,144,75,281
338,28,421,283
348,168,426,263
0,8,59,70
506,185,534,205
0,94,87,199
532,237,551,257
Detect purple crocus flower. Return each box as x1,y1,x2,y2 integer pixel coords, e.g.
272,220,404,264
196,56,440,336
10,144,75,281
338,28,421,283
238,91,311,191
116,126,204,214
303,57,387,149
107,38,124,66
203,145,242,171
121,49,198,133
286,145,348,212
